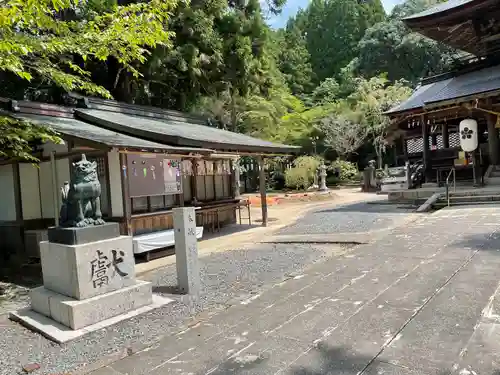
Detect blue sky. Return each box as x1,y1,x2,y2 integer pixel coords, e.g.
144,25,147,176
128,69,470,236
267,0,404,28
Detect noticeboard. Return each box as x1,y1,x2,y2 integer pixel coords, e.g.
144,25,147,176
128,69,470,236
126,154,182,197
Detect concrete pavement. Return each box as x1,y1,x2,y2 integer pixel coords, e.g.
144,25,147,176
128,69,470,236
90,205,500,375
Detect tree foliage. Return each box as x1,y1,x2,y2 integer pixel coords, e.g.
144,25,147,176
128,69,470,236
292,0,386,83
0,0,178,160
274,20,314,96
0,0,458,170
352,0,465,84
0,0,177,98
320,114,367,159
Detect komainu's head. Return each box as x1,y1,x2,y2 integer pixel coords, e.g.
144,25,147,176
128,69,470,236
72,154,98,183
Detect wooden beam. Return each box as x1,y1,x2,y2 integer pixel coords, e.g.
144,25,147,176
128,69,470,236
258,156,268,227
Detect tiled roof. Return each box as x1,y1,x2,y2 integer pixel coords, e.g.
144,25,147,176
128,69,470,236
15,113,212,154
385,64,500,115
75,109,299,154
404,0,475,20
385,79,452,114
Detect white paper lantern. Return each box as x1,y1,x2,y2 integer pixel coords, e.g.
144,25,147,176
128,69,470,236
459,119,478,152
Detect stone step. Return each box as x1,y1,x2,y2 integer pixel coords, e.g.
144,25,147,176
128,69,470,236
30,280,153,330
448,195,500,202
434,200,500,208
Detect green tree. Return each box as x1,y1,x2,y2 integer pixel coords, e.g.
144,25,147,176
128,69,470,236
352,0,464,84
309,78,340,105
294,0,386,83
319,112,368,159
346,76,411,167
275,20,314,96
0,0,177,160
131,0,227,110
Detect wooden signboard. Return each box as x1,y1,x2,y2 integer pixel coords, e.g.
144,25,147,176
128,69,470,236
126,154,182,197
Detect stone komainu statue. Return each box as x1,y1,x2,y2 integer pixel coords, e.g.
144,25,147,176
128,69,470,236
59,154,105,228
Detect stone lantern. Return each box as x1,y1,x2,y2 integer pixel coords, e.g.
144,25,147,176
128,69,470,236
319,164,328,191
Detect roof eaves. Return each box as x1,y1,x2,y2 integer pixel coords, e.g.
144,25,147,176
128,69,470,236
403,0,476,22
75,109,299,155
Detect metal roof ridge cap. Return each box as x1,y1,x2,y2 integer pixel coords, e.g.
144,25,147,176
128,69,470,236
75,109,218,152
80,96,207,121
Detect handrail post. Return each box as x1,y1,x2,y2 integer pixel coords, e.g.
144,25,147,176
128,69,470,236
444,166,455,208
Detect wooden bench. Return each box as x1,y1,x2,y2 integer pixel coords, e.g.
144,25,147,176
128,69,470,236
195,199,251,233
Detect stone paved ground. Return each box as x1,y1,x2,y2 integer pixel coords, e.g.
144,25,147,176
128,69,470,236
0,197,397,375
90,205,500,375
277,199,414,235
3,201,500,375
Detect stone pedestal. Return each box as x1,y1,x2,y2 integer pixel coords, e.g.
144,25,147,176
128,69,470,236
10,223,172,343
173,207,200,295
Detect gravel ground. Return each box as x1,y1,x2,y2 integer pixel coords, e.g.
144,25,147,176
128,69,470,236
0,242,341,375
0,282,30,316
278,200,415,235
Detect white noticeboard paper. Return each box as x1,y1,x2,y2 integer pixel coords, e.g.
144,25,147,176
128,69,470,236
163,159,182,194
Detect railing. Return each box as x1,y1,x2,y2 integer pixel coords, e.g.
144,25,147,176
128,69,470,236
445,167,456,207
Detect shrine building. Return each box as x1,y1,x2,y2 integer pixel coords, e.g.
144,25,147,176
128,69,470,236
0,96,298,262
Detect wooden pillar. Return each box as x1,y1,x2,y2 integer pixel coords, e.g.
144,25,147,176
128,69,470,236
119,152,132,235
472,149,482,186
487,114,500,165
402,137,409,162
421,115,430,180
231,157,241,199
431,133,437,148
12,162,25,255
50,151,59,227
258,156,268,227
442,123,449,149
191,159,199,205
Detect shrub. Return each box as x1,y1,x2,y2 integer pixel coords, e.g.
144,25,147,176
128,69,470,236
284,155,324,190
285,167,309,190
269,170,286,190
293,155,323,181
329,159,359,182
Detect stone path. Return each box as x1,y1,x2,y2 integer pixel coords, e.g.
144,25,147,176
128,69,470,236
0,196,391,375
90,205,500,375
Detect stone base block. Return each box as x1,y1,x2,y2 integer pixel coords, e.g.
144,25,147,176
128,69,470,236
40,235,135,300
48,223,120,245
10,294,173,344
30,280,153,330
